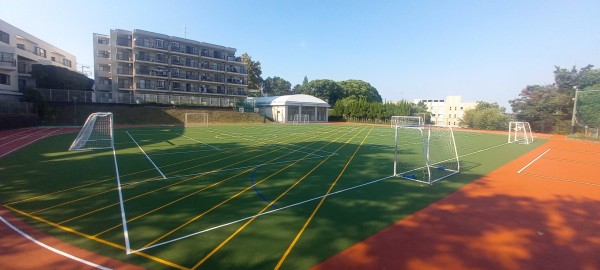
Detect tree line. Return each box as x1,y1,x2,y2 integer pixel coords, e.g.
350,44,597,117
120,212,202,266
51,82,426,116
243,52,600,132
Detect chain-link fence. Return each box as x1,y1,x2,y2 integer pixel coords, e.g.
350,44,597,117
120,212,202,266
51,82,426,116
33,88,242,108
574,89,600,139
0,102,37,115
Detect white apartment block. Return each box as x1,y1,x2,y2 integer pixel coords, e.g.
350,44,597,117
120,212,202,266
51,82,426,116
0,19,77,102
93,29,248,106
414,96,476,127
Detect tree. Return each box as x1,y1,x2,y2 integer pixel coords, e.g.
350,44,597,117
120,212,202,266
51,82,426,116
263,76,292,96
461,101,512,130
302,79,343,105
337,80,382,102
510,65,600,133
241,53,263,94
30,64,94,90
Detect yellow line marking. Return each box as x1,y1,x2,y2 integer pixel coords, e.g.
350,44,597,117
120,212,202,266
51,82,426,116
190,127,368,269
5,178,115,206
3,205,188,270
141,126,357,249
93,126,345,237
274,127,373,269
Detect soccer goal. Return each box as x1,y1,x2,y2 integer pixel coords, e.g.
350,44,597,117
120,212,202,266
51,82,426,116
508,121,533,144
185,112,208,127
293,114,309,125
391,116,423,128
69,112,114,151
394,125,460,184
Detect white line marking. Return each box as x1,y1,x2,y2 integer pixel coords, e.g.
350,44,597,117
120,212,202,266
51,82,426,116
126,131,166,179
177,133,220,150
520,172,600,187
0,128,50,147
517,149,551,174
0,216,112,270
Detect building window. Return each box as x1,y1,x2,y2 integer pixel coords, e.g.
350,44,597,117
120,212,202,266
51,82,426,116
63,59,72,67
17,44,25,50
97,37,109,44
97,50,110,58
116,36,129,46
35,47,47,58
0,52,14,63
98,64,110,71
0,31,8,44
155,39,164,49
156,53,166,63
171,42,180,51
172,81,181,90
0,73,10,85
156,80,165,89
51,56,56,62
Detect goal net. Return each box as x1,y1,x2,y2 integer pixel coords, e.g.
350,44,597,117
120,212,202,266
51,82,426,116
391,116,423,128
394,125,460,184
508,121,533,144
185,113,208,127
293,114,309,125
69,112,114,151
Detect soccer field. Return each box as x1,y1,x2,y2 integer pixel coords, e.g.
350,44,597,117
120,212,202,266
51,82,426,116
0,124,545,269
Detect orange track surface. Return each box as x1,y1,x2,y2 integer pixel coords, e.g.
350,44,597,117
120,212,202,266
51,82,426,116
313,137,600,270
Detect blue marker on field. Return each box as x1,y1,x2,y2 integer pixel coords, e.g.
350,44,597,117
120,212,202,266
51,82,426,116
251,165,279,209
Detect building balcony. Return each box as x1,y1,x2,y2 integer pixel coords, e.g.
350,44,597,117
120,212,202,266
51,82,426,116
137,83,168,91
201,76,225,83
227,56,242,63
172,73,200,81
95,84,112,91
0,60,17,70
137,69,169,78
225,66,247,74
226,78,246,85
116,55,132,62
117,70,133,76
134,41,167,51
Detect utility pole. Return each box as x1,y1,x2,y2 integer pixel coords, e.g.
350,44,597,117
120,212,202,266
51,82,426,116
570,86,578,134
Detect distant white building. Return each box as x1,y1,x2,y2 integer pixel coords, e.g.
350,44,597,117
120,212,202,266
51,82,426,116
254,94,329,123
0,19,77,101
414,96,476,127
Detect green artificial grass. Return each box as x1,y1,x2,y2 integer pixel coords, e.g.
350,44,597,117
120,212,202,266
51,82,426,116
0,125,546,269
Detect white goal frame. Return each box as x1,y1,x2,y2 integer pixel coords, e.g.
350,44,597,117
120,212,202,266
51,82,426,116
508,121,533,144
185,112,208,127
293,114,309,125
394,125,460,185
391,116,423,128
69,112,114,151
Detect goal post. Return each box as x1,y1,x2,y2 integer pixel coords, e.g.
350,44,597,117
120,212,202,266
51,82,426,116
394,125,460,184
293,114,309,125
508,121,533,144
391,116,423,128
185,112,208,127
69,112,114,151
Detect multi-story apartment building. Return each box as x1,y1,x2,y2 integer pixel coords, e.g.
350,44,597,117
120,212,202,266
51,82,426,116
0,19,77,101
414,96,477,127
93,29,248,106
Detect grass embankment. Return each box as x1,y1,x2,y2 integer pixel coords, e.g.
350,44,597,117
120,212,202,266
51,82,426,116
44,103,266,126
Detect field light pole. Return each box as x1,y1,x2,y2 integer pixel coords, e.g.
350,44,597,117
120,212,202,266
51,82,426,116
570,86,578,134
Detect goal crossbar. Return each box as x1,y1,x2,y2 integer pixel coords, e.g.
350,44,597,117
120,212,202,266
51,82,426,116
391,116,423,128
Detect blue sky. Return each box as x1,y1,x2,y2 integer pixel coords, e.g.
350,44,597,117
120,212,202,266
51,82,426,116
2,0,599,110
